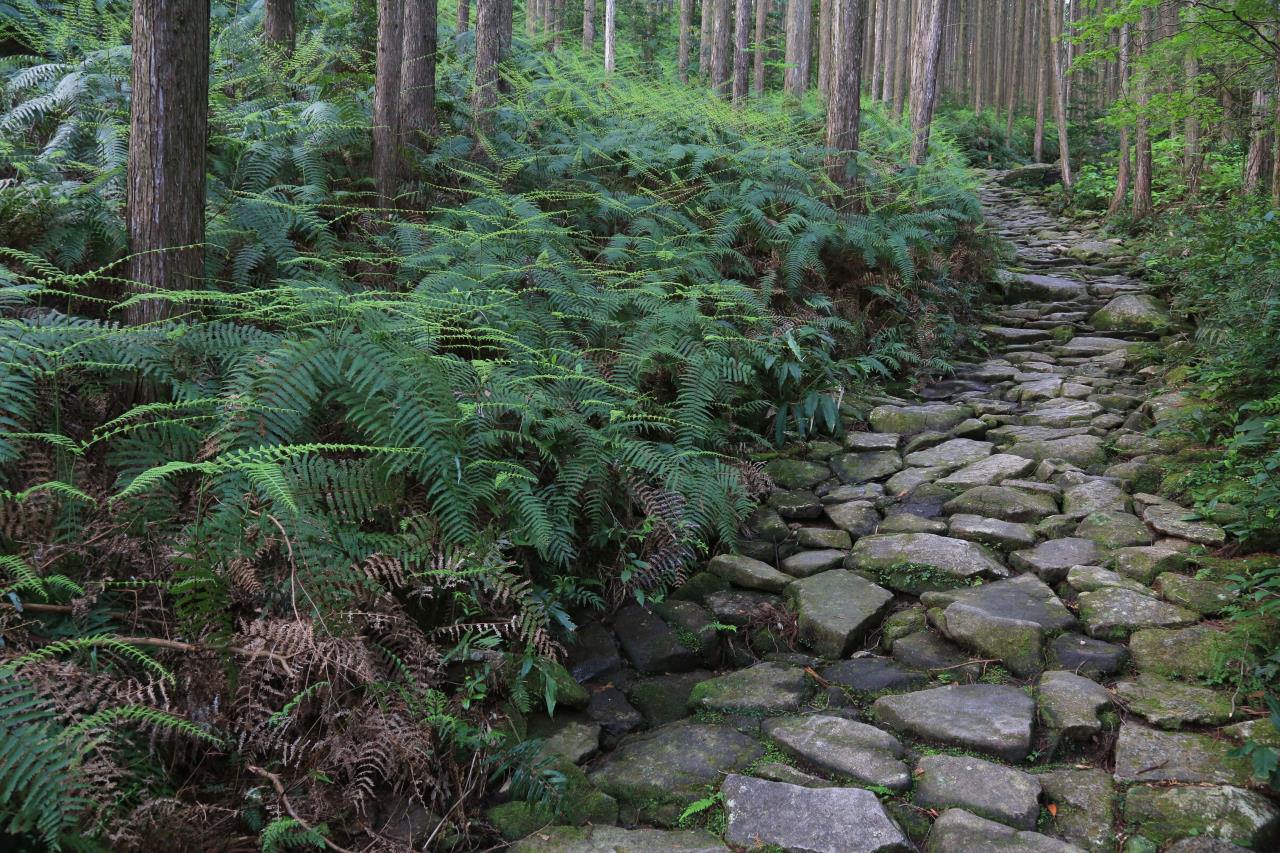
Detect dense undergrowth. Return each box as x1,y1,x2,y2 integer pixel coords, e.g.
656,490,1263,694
0,3,991,848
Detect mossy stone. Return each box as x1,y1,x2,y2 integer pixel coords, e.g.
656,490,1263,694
669,571,730,604
486,759,618,840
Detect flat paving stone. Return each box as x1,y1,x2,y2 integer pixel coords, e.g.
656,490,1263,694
1113,724,1253,786
924,809,1085,852
721,775,912,853
688,662,814,715
1077,587,1199,641
847,532,1007,593
872,684,1035,762
915,754,1042,830
764,715,911,791
788,570,894,658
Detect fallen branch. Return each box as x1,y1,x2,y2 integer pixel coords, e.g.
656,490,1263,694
248,764,356,853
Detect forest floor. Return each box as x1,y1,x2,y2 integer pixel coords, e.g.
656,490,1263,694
490,175,1280,852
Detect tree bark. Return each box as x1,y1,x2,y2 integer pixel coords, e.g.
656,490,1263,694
710,0,732,95
753,0,769,95
1244,85,1273,195
733,0,751,103
457,0,470,33
972,0,984,112
679,0,694,79
127,0,210,324
891,0,909,117
472,0,501,136
374,0,405,203
1183,9,1200,196
700,0,714,77
871,0,886,99
1048,0,1072,190
1034,0,1048,161
880,0,897,101
1132,5,1153,217
818,0,833,98
604,0,617,72
827,0,865,189
400,0,437,164
784,0,812,97
1108,22,1131,217
909,0,947,166
583,0,596,50
264,0,295,51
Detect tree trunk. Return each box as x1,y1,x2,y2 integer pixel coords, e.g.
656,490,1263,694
909,0,947,166
1108,23,1131,217
880,0,896,101
1183,11,1200,196
818,0,832,98
583,0,595,50
264,0,295,51
679,0,693,79
472,0,501,136
552,0,564,49
400,0,437,168
871,0,886,99
700,0,714,76
972,0,984,112
784,0,812,97
1132,6,1153,217
753,0,769,95
127,0,210,325
457,0,470,33
375,0,405,203
1048,0,1072,190
827,0,865,189
732,0,751,103
891,0,908,117
604,0,617,72
710,0,732,95
1244,85,1273,195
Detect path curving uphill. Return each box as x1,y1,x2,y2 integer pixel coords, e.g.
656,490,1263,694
501,175,1279,852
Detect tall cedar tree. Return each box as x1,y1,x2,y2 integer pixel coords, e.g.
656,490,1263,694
1108,21,1131,217
1048,0,1073,190
604,0,617,72
374,0,404,204
784,0,811,96
127,0,210,324
679,0,693,80
583,0,595,50
710,0,732,95
264,0,295,50
1132,4,1153,216
400,0,437,174
732,0,751,103
909,0,948,166
753,0,768,95
826,0,864,189
473,0,504,133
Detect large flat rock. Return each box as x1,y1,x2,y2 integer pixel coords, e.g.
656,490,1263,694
721,775,912,853
870,403,974,435
688,662,814,715
1078,587,1199,641
1113,724,1253,786
847,533,1007,593
924,808,1084,852
872,684,1035,762
764,715,911,791
788,570,894,658
513,825,728,852
589,722,764,807
936,453,1037,488
915,754,1042,830
904,438,994,470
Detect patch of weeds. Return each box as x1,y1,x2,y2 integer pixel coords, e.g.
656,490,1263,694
980,665,1012,684
677,790,726,835
693,709,726,725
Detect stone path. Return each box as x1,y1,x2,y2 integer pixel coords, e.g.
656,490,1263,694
498,174,1280,852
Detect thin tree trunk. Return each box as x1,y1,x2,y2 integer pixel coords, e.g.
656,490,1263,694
819,0,833,98
1183,10,1200,196
1108,22,1131,217
1049,0,1072,190
733,0,751,103
1244,86,1273,195
1034,0,1048,161
700,0,714,76
891,0,909,117
457,0,470,33
679,0,693,79
472,0,501,136
583,0,596,50
880,0,897,101
784,0,812,96
604,0,617,72
127,0,210,324
909,0,947,166
264,0,295,51
400,0,437,169
1133,6,1153,217
827,0,865,189
972,0,984,112
871,0,886,99
753,0,769,95
1006,0,1028,139
552,0,564,49
375,0,405,204
710,0,732,94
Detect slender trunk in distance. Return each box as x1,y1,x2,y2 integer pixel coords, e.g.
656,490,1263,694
784,0,812,97
679,0,693,79
265,0,295,51
909,0,947,166
604,0,617,72
127,0,210,324
732,0,751,103
827,0,865,189
753,0,769,96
